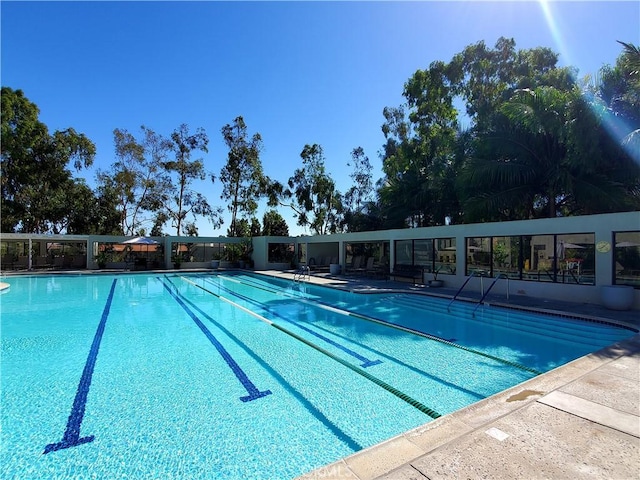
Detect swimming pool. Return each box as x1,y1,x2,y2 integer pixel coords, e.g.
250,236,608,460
1,272,635,479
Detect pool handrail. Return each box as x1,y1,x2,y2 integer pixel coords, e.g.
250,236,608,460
472,273,510,316
447,271,480,311
293,265,310,282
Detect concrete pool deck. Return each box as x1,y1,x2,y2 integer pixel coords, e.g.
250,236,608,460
256,271,640,480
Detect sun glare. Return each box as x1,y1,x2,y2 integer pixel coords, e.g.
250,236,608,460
539,0,639,165
537,0,571,72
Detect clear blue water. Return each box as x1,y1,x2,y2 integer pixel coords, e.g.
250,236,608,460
1,272,634,479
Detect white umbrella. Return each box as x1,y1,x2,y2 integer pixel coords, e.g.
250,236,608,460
122,237,159,245
556,241,584,260
616,241,640,247
560,242,584,249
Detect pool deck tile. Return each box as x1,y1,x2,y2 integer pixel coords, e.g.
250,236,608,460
539,390,640,437
277,270,640,480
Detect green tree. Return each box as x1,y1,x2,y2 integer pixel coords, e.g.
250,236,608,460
377,38,597,227
262,210,289,236
96,126,172,235
344,147,373,212
597,42,640,164
163,124,223,236
220,116,265,237
342,147,382,232
286,144,342,235
449,37,574,130
460,85,640,220
63,179,121,234
379,62,461,228
249,217,261,237
228,218,251,237
1,87,96,233
378,106,420,228
90,181,124,235
617,40,640,88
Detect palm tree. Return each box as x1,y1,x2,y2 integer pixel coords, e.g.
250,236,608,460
460,87,575,219
459,85,639,220
617,41,640,87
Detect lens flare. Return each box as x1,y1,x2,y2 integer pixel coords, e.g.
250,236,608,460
538,0,639,165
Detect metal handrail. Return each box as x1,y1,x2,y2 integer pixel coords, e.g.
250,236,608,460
293,265,310,282
447,271,480,311
472,273,509,316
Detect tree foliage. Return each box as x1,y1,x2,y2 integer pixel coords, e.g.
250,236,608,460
343,147,373,213
163,124,223,236
379,60,461,227
96,126,172,235
220,116,265,237
262,210,289,236
286,144,342,235
378,38,640,226
1,87,104,233
3,39,638,238
342,147,383,232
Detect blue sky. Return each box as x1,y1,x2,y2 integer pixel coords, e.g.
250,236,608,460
2,1,639,236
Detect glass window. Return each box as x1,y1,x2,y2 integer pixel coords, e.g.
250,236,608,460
208,242,223,260
268,242,294,263
345,241,387,271
395,240,413,265
614,231,640,288
492,236,520,279
556,234,594,285
1,241,28,269
297,243,307,264
466,237,491,276
522,235,555,282
434,238,456,275
414,240,433,268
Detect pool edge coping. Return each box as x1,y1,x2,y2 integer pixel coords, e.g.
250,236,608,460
297,333,640,480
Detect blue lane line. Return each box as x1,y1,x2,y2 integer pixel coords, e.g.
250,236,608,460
160,277,271,403
44,279,118,454
212,275,488,398
200,276,382,369
163,279,363,452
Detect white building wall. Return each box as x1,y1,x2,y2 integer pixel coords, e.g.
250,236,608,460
3,212,639,309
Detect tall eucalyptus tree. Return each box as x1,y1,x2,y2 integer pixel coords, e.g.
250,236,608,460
96,126,172,235
220,116,265,237
286,144,342,235
163,124,223,236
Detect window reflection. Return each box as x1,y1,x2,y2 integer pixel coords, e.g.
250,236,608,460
614,231,640,287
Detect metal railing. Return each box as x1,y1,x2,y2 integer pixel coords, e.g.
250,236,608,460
293,265,310,282
447,271,480,311
472,273,509,316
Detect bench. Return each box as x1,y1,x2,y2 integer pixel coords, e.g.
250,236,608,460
389,264,424,285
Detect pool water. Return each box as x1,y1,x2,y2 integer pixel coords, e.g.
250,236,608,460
1,272,634,479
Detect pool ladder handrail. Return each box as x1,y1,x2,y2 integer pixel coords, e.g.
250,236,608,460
293,265,311,283
447,271,481,311
472,273,510,317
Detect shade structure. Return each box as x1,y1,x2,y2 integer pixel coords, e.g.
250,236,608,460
122,236,159,245
121,237,159,269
